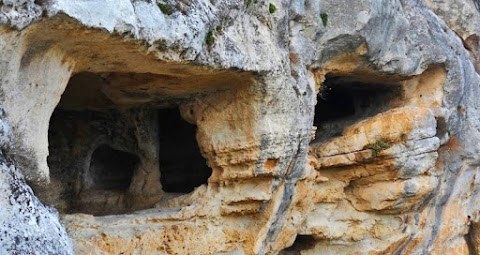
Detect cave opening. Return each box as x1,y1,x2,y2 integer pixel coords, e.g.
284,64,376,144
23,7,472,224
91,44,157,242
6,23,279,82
312,75,402,143
280,235,317,254
158,108,211,193
87,145,139,191
40,71,213,215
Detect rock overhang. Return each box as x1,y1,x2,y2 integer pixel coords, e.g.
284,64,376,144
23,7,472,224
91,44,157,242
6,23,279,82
1,0,480,254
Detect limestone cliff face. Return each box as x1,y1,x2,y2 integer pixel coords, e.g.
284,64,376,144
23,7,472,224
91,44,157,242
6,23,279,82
0,0,480,254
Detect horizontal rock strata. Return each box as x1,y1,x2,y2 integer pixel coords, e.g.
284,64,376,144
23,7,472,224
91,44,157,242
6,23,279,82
1,0,480,254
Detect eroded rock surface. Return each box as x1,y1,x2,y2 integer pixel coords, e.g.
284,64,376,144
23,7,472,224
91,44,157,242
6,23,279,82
1,0,480,254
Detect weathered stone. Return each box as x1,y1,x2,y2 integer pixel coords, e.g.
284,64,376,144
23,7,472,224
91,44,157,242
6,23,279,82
1,0,480,254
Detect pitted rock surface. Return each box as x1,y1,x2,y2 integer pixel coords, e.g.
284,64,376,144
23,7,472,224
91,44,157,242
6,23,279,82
1,0,480,254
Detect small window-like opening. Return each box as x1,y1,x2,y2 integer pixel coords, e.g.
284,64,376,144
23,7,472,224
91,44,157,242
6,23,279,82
312,75,402,143
280,235,317,254
88,145,139,191
158,108,211,193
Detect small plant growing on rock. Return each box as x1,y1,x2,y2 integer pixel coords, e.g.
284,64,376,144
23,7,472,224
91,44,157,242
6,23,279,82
216,25,223,34
157,40,168,51
320,13,328,26
364,140,391,157
269,3,277,14
157,3,172,15
206,30,215,49
364,140,391,151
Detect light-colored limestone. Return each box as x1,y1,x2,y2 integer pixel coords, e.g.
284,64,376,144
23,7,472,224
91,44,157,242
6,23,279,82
0,0,480,254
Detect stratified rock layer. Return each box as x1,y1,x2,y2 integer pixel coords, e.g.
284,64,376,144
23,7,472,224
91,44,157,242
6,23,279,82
1,0,480,254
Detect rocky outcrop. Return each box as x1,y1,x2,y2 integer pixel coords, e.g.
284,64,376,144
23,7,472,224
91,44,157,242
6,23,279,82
1,0,480,254
0,111,72,254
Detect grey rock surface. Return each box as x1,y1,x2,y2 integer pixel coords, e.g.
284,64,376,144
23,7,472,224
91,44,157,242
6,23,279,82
0,0,480,254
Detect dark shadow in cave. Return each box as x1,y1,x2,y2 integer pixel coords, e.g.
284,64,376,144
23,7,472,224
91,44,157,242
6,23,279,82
280,235,317,254
312,75,403,143
88,144,139,191
158,108,211,193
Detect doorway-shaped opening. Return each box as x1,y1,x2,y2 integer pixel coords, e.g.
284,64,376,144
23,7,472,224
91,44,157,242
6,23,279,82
159,108,211,193
87,145,139,191
312,75,402,143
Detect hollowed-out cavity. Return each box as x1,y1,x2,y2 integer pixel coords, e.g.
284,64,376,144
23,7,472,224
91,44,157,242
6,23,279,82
312,75,402,143
87,145,139,191
158,108,211,193
36,71,214,216
280,235,317,254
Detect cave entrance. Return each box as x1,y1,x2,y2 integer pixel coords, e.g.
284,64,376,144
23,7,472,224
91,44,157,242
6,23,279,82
280,235,317,254
41,72,213,215
158,108,211,193
87,145,139,191
312,75,402,143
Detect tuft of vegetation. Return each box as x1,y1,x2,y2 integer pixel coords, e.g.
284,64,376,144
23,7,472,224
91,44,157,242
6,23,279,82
364,140,391,156
157,3,172,15
246,0,253,8
320,13,328,26
216,25,223,33
157,40,168,51
206,30,216,49
269,3,277,14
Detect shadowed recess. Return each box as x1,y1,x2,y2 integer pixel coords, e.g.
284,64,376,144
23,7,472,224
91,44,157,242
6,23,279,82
280,235,317,254
312,75,402,143
159,108,211,193
88,145,139,191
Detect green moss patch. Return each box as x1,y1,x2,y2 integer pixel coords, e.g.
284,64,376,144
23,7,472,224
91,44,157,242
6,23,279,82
269,3,277,14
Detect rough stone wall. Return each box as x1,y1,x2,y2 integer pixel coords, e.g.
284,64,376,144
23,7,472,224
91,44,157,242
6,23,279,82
1,0,480,254
0,110,72,254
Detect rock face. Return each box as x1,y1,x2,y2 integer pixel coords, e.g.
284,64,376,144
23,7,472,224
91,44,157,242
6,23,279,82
1,0,480,254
